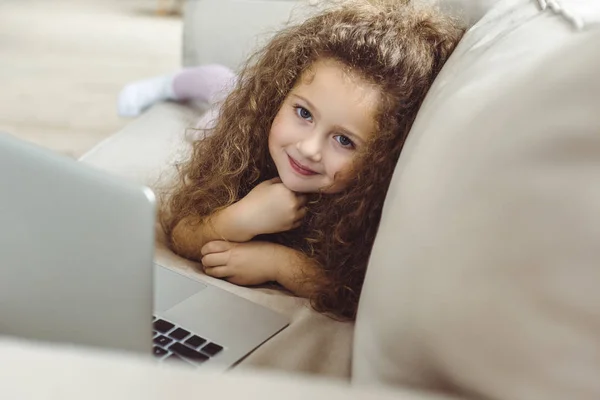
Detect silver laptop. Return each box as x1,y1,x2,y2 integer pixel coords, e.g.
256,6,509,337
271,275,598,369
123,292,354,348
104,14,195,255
0,132,288,371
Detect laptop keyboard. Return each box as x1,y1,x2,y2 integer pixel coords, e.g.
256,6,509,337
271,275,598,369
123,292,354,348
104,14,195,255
152,316,224,365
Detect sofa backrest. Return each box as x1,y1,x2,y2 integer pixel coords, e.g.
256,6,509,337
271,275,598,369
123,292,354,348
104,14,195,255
353,1,600,399
181,0,489,70
183,0,307,69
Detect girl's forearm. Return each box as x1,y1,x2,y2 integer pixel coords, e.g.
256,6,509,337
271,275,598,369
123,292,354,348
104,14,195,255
271,243,323,298
170,205,254,261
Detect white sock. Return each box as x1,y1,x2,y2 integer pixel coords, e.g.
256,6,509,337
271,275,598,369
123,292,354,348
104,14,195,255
117,73,176,117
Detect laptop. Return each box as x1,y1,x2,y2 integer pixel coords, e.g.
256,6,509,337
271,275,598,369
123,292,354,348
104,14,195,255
0,132,288,371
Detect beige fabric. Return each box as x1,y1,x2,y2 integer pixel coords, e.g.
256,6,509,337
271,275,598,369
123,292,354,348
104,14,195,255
80,102,354,379
415,0,500,25
183,0,502,69
354,0,600,399
0,337,464,400
183,0,500,72
183,0,315,69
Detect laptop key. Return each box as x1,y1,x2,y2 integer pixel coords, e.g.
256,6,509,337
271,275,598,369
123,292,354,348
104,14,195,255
168,327,190,341
201,342,223,357
184,335,207,349
154,335,173,347
153,319,175,333
169,342,209,363
153,346,168,357
165,354,185,362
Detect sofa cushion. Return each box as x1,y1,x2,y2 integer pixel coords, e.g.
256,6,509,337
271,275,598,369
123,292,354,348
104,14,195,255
353,1,600,399
416,0,499,25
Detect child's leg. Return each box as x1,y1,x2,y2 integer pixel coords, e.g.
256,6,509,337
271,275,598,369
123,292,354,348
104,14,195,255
173,64,237,103
117,64,237,117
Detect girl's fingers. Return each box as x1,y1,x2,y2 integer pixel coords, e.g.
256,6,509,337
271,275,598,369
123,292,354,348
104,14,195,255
296,207,308,220
204,266,232,279
201,251,230,268
256,177,280,189
201,240,232,256
296,195,308,207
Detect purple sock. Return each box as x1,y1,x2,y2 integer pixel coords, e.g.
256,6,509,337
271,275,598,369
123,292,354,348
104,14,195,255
172,64,237,104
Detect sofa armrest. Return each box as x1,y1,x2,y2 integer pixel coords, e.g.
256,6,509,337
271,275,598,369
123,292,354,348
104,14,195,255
79,101,200,189
0,337,466,400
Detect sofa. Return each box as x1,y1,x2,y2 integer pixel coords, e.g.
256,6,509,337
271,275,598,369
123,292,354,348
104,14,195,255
3,0,599,399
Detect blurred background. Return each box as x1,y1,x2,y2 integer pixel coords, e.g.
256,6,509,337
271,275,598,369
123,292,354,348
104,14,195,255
0,0,183,158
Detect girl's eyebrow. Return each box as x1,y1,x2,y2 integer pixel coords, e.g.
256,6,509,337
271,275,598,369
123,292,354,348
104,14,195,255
291,94,365,144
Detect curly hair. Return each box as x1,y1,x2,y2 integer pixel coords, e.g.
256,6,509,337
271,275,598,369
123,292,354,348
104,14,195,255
160,0,465,320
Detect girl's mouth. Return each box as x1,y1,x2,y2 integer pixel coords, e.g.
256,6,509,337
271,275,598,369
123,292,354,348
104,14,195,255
288,155,317,176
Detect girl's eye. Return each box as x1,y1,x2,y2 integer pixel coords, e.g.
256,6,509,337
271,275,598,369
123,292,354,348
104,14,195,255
335,135,355,149
294,105,313,121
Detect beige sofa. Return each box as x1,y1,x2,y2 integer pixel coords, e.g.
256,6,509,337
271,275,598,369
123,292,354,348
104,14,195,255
3,0,599,399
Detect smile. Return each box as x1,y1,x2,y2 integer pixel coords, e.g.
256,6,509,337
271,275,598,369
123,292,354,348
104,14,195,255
287,155,317,176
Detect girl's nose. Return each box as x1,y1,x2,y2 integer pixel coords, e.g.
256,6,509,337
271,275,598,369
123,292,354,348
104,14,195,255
296,132,323,162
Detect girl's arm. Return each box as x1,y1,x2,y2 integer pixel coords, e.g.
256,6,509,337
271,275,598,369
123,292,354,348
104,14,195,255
271,243,323,298
200,240,323,298
170,204,254,262
171,178,306,262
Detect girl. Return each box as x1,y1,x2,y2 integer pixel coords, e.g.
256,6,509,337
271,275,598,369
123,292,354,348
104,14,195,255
126,0,464,320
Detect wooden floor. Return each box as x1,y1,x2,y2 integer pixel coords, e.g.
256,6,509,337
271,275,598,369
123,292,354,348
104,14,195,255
0,0,182,158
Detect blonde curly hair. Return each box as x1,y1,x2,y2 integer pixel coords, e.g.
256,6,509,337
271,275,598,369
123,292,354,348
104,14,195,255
161,0,465,320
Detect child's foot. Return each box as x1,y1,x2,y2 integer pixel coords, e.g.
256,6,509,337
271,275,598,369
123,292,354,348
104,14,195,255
117,74,176,117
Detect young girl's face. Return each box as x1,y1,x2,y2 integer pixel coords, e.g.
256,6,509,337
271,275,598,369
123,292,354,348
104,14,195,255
268,59,380,194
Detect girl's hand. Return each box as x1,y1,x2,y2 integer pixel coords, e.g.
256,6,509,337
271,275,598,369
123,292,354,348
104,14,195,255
234,178,307,237
200,240,282,286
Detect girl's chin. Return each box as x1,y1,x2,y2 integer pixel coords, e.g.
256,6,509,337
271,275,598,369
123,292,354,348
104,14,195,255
279,175,318,193
281,182,314,194
280,175,341,194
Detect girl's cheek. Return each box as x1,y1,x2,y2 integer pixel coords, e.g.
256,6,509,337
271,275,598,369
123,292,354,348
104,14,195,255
331,161,353,184
323,173,352,193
